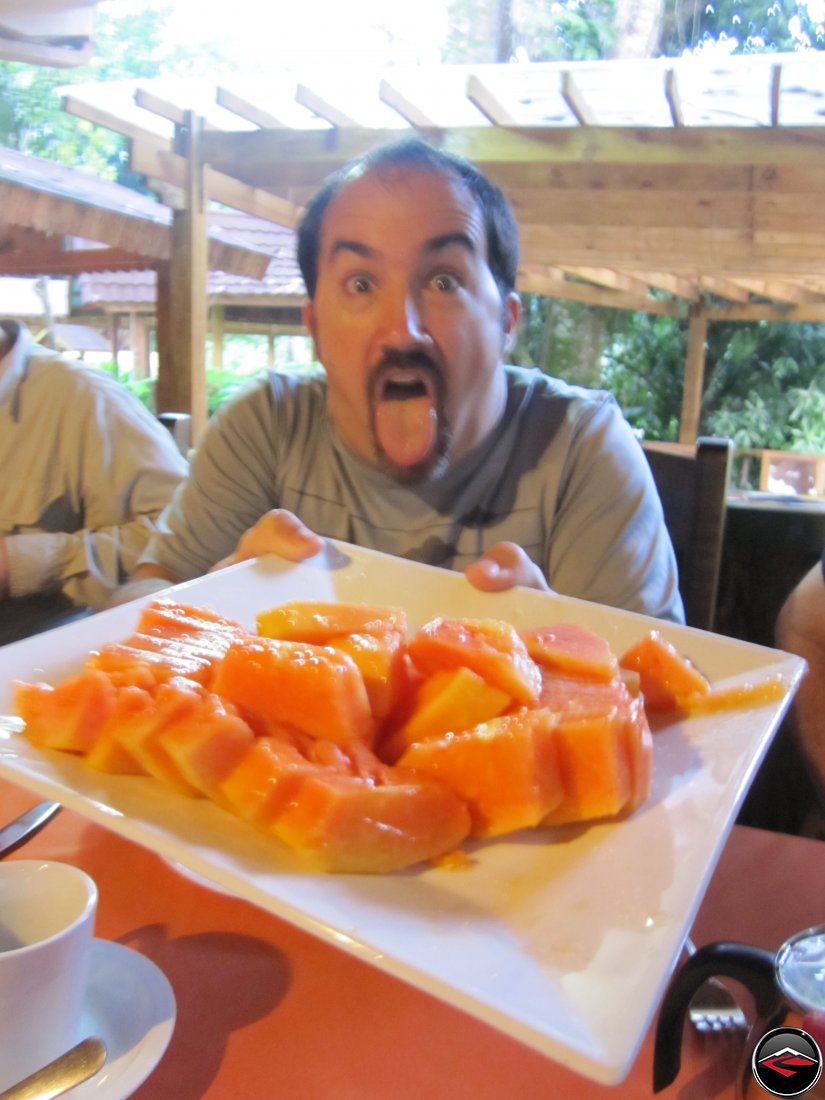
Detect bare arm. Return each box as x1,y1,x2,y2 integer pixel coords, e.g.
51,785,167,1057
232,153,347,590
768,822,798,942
776,557,825,800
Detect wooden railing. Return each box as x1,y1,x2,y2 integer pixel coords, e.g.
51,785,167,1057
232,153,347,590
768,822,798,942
732,448,825,497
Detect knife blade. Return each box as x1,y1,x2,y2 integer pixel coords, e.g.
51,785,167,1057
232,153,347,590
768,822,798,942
0,801,61,858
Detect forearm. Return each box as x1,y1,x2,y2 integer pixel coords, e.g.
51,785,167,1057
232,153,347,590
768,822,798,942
3,516,164,609
776,560,825,801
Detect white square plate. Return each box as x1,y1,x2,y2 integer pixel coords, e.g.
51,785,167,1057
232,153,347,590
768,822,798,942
0,542,804,1084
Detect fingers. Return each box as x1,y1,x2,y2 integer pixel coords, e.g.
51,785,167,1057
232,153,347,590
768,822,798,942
211,510,324,573
465,542,551,594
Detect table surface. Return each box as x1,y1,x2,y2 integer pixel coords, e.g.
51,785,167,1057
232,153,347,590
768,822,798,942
3,777,825,1100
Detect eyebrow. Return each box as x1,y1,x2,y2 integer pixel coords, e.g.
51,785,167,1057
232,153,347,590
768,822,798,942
328,232,478,262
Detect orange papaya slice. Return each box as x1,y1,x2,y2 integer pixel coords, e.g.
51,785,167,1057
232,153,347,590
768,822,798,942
256,600,407,645
14,669,116,755
379,667,512,763
406,617,542,705
86,686,150,774
520,623,619,682
327,631,408,720
220,737,320,824
157,693,256,808
110,678,205,797
270,767,471,873
398,709,563,838
212,637,375,745
619,630,710,712
540,708,633,826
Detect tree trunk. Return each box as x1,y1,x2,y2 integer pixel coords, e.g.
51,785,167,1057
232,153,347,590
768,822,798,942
608,0,665,57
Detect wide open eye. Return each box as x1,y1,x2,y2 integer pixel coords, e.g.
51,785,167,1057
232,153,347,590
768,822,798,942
429,271,461,293
344,274,373,295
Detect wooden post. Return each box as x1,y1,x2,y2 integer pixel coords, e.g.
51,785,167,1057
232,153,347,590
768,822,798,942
130,313,149,380
211,304,225,372
679,301,708,444
154,111,208,442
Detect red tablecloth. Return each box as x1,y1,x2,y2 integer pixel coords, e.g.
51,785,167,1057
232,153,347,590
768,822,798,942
3,776,825,1099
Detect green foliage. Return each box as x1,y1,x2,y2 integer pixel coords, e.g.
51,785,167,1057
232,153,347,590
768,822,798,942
660,0,825,54
443,0,616,62
598,311,686,440
0,3,221,175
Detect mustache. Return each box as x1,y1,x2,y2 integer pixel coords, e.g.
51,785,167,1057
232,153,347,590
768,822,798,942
373,349,440,375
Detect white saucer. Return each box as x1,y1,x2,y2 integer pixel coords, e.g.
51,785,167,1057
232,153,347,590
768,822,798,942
71,939,176,1098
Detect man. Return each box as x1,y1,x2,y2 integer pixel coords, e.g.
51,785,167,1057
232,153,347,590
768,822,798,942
129,138,682,620
0,319,188,636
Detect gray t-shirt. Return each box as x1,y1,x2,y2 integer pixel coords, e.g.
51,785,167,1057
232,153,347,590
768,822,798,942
141,365,684,622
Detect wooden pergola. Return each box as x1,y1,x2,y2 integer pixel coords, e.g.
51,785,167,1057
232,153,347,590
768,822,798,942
53,52,825,442
0,146,273,435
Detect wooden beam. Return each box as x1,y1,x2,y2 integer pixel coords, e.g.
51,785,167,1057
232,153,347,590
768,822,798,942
465,75,521,125
0,246,153,275
197,126,825,186
295,84,358,127
680,302,707,444
560,72,594,126
518,265,681,314
771,63,782,127
135,87,217,130
129,139,301,229
155,112,208,443
706,302,825,322
216,87,287,129
378,79,439,127
665,68,684,127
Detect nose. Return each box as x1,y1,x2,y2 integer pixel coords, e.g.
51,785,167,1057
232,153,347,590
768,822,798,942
378,288,429,351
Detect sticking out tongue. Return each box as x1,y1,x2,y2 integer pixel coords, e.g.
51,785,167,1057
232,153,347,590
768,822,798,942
374,378,438,469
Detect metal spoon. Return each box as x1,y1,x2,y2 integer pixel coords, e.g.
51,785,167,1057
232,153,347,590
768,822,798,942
0,1036,107,1100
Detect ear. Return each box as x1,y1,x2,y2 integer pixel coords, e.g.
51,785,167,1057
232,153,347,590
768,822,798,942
302,299,317,342
501,291,521,356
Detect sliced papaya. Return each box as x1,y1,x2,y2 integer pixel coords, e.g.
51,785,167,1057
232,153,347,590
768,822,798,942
86,686,150,774
110,678,205,797
220,737,320,824
158,693,256,808
256,601,406,645
136,598,248,640
406,617,542,705
327,631,408,720
14,669,116,755
212,637,375,745
379,666,512,763
540,708,632,826
619,630,711,712
520,623,619,682
398,709,563,838
270,767,472,873
620,696,654,814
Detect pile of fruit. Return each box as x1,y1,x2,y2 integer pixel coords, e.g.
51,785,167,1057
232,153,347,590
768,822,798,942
13,598,784,873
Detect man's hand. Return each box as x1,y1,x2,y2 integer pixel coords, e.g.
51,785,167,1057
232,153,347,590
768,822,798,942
211,509,324,572
464,542,551,594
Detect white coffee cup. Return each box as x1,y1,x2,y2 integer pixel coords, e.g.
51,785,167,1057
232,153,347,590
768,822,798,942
0,860,97,1091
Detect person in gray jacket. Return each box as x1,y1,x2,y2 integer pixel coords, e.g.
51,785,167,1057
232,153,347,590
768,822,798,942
128,138,683,621
0,319,187,638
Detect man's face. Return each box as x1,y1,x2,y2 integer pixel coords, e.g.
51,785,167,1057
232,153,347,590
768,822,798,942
303,166,520,483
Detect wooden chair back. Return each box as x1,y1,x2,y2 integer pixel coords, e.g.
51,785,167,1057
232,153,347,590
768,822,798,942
642,436,733,631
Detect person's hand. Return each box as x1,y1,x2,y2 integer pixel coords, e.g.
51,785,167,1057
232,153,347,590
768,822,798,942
211,509,324,572
464,542,551,594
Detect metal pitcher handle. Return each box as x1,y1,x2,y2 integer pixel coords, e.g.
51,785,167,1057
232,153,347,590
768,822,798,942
653,941,784,1092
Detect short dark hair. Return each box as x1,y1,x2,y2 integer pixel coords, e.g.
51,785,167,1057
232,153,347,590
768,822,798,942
296,137,520,299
